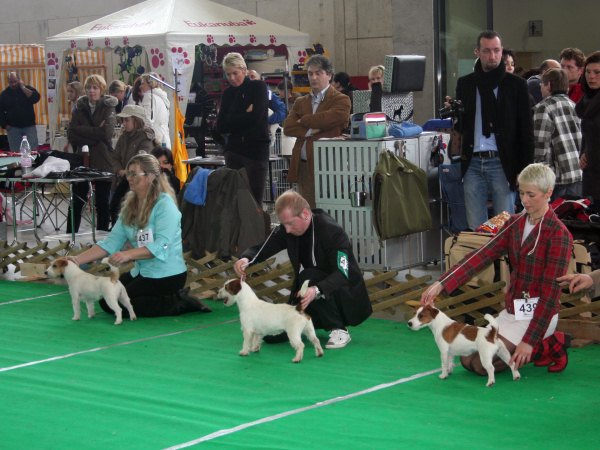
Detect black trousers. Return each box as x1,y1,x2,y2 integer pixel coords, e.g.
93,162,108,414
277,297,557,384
293,268,345,331
109,178,129,227
224,150,268,206
100,271,187,317
66,180,111,232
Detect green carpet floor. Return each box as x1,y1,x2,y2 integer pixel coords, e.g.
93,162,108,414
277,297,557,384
1,279,598,449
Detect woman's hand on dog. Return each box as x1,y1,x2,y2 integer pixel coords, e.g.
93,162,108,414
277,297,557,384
510,342,533,369
297,287,318,311
421,281,443,305
109,251,132,265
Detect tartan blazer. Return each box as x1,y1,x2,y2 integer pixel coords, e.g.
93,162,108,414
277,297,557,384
440,209,572,347
283,87,351,182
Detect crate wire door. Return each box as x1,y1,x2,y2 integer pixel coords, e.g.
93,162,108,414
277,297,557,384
314,138,440,270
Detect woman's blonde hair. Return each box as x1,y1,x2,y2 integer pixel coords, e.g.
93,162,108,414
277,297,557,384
84,74,107,93
120,153,176,228
222,52,247,71
368,65,385,80
109,79,127,95
517,163,556,193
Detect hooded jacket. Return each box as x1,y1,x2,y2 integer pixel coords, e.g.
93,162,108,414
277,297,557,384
141,87,171,148
111,126,156,174
68,95,118,172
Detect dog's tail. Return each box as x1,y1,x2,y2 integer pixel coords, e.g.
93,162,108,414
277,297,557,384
484,313,499,340
101,257,120,283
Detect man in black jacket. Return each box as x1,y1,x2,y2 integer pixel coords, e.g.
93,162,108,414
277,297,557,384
234,190,372,349
0,72,41,151
453,30,534,230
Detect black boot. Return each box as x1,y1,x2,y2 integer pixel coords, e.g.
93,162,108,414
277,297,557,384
177,287,212,314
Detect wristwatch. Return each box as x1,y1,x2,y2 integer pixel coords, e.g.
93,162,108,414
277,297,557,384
313,286,321,298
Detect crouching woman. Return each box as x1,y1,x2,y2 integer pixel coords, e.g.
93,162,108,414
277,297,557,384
68,153,210,316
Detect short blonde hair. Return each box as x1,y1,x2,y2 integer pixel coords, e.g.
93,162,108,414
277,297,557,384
275,190,310,217
84,74,107,93
222,52,247,71
517,163,556,193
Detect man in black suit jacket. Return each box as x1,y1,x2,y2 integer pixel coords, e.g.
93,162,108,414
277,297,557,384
453,30,534,230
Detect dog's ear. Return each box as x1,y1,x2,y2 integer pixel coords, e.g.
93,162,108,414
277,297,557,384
56,259,68,268
226,279,242,295
426,305,439,318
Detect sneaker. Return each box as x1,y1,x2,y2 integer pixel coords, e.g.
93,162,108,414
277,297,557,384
326,329,351,349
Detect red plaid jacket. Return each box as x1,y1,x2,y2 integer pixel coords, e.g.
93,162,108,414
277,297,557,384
440,210,572,346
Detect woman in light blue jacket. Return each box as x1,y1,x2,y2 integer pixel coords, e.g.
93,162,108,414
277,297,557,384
70,153,211,317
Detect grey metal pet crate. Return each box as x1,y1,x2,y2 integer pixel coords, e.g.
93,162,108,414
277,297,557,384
314,133,448,270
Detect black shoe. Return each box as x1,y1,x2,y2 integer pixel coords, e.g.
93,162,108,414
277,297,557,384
177,288,212,313
263,332,289,344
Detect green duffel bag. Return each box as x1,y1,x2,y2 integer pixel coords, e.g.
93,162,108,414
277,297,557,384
372,150,432,241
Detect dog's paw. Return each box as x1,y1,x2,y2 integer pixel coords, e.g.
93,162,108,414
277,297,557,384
513,372,521,381
239,350,249,356
72,316,80,321
486,380,495,387
292,356,303,363
114,319,123,325
130,314,137,321
439,373,448,380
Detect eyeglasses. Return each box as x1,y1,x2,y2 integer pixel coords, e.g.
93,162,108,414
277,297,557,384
125,171,147,178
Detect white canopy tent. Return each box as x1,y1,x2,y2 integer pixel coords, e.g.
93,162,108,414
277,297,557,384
45,0,310,139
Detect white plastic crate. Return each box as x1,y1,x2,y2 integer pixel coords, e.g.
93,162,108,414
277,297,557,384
314,136,444,270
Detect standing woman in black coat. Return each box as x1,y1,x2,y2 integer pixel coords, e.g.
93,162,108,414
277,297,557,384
216,52,269,205
67,74,117,232
576,51,600,203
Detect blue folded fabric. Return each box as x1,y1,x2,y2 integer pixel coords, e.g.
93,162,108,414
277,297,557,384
422,118,452,131
183,168,213,206
388,121,423,138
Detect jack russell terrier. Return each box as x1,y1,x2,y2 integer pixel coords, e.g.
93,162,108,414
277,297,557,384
46,257,137,325
408,305,520,387
218,278,324,363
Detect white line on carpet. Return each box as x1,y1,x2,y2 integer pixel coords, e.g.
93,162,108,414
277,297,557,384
0,290,69,305
0,319,238,373
164,368,441,449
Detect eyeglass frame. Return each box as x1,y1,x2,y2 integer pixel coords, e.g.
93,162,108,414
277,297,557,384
125,171,148,178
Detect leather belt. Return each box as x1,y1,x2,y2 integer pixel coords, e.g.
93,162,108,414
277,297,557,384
474,150,499,158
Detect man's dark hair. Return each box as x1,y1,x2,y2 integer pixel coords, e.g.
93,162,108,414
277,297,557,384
305,55,334,75
559,48,585,67
476,30,502,49
333,72,352,88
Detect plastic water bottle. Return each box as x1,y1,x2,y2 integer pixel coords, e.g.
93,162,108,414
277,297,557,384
19,135,32,175
81,145,90,167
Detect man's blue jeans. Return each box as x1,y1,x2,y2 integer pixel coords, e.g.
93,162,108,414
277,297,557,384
7,125,39,151
463,156,514,230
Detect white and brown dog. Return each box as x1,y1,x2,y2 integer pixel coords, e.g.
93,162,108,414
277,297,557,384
218,278,324,363
46,257,136,325
408,305,520,387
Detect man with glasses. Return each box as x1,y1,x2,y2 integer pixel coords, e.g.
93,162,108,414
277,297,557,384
283,55,351,207
451,30,534,231
559,47,585,103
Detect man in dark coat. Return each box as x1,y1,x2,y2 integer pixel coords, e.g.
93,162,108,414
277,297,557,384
454,30,534,230
234,190,372,349
0,72,41,151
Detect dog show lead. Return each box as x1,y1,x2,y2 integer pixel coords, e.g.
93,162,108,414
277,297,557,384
67,153,211,317
233,190,372,349
421,163,573,374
